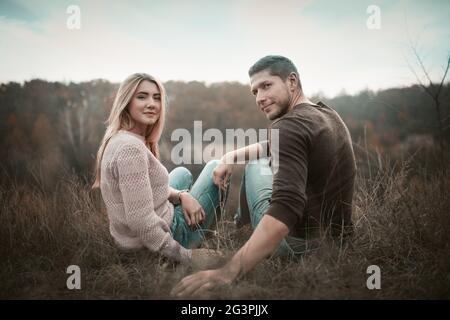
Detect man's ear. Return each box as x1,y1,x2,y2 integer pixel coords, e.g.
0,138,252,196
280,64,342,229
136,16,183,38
288,73,298,91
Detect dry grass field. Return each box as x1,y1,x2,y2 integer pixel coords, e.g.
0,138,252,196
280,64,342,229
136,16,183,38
1,149,449,300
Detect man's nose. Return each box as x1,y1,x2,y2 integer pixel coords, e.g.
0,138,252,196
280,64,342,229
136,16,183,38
256,91,266,106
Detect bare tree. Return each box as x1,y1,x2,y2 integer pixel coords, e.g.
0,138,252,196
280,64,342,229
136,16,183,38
407,45,450,150
60,99,90,176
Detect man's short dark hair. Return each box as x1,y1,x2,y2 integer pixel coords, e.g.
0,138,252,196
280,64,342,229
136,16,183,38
248,55,301,88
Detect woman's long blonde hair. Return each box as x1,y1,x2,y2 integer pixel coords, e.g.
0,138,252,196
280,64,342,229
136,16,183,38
91,73,167,189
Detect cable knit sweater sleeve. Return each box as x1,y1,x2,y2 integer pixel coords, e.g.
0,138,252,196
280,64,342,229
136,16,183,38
116,143,191,263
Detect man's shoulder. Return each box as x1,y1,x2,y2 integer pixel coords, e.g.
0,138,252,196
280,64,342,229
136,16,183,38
271,113,297,129
271,102,321,131
292,101,334,118
271,114,311,142
271,101,351,146
291,101,346,130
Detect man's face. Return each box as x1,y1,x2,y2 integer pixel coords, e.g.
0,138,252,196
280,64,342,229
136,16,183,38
250,70,291,121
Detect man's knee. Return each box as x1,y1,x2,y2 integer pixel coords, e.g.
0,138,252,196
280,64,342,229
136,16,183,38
196,159,221,186
244,158,271,178
203,159,221,177
205,159,221,170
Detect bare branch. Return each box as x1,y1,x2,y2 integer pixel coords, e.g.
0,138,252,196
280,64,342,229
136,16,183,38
436,54,450,98
410,45,436,94
376,99,400,111
405,56,435,97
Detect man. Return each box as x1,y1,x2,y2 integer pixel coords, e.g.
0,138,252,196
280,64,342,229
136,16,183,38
171,55,356,297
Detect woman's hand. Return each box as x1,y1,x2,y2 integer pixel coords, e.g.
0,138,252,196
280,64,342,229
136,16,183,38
180,192,205,229
212,161,233,191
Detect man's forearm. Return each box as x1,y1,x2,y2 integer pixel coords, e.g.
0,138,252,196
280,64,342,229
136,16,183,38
222,215,289,281
221,142,264,165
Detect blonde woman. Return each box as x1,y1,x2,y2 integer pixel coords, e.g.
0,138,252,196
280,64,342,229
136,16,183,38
92,73,222,265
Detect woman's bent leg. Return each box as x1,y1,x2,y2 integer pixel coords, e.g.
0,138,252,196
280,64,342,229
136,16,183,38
184,159,222,248
169,167,193,248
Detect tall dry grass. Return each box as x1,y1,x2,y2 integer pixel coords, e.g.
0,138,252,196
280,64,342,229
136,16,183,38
1,148,449,299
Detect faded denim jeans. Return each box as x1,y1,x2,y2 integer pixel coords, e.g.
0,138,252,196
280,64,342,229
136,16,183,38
169,159,221,249
235,158,317,257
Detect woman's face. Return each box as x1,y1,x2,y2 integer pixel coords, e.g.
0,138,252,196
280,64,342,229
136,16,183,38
127,80,161,134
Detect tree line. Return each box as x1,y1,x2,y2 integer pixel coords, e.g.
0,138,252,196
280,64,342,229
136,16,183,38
0,79,448,187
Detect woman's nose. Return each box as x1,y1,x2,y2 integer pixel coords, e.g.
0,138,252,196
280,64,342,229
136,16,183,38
145,99,156,108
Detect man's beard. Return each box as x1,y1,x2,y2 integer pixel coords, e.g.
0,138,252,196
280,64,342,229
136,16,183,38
268,95,291,121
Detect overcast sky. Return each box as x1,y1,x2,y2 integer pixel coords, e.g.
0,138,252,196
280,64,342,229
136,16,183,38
0,0,449,97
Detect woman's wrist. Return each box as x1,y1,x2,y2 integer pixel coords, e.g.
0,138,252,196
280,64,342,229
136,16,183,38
177,189,189,204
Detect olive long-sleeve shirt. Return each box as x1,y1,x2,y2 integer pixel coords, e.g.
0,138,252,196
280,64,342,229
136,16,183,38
262,102,356,239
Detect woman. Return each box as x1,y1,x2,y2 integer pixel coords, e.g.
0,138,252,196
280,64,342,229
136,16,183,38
92,73,222,265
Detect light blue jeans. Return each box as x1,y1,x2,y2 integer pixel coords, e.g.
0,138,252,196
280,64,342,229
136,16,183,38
235,158,315,257
169,160,221,249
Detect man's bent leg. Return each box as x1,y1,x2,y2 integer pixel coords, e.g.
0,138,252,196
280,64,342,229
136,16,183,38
242,158,302,256
234,172,251,228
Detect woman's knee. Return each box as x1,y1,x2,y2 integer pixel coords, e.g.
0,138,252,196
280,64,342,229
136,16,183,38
170,166,193,186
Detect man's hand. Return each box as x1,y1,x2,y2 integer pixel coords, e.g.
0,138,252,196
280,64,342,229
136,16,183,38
212,161,232,191
171,268,234,298
180,192,205,229
172,215,289,298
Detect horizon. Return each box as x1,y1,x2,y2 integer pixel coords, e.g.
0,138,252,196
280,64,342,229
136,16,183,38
2,76,447,100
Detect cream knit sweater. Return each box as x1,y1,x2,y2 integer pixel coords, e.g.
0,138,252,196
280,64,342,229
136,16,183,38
100,130,192,263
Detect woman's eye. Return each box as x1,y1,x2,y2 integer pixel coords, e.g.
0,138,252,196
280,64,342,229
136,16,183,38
154,96,161,101
137,96,145,100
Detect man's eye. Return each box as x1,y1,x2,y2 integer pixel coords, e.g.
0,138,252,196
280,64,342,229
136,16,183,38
264,83,271,89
